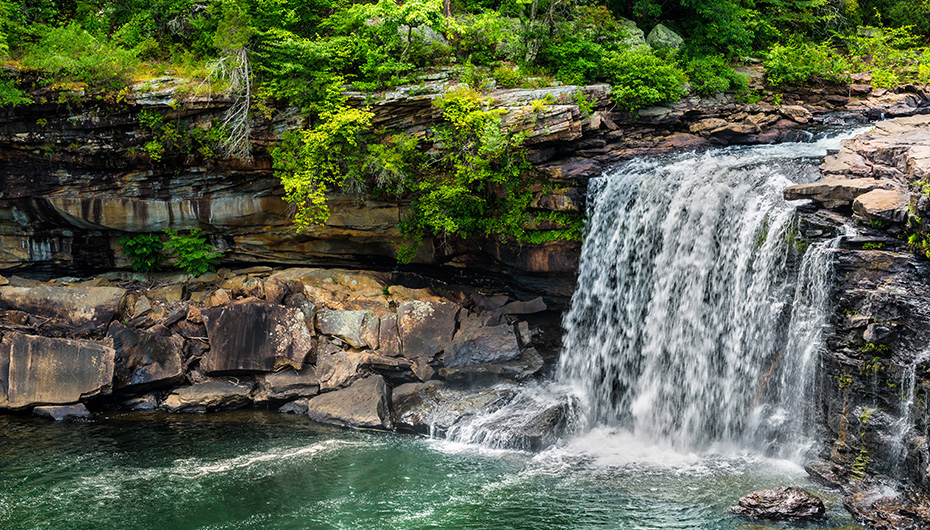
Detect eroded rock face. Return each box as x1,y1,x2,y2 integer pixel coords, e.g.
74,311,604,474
161,379,255,413
0,284,125,334
306,374,393,430
730,487,826,522
0,332,115,409
108,322,185,392
201,302,312,374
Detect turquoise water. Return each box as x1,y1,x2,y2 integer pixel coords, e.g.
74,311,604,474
0,412,862,530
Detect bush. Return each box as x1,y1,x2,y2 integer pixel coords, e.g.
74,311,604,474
604,48,688,111
764,39,850,87
118,233,163,273
541,34,604,85
685,54,748,96
163,229,222,276
447,11,511,65
20,22,140,90
844,26,928,87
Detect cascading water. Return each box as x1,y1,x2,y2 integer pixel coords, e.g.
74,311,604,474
449,130,867,457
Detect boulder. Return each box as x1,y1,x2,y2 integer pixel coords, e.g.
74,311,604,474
617,18,646,48
398,300,458,359
852,189,909,223
0,283,126,332
779,105,812,124
500,297,547,315
843,480,930,530
306,375,393,430
254,366,321,404
316,350,363,391
646,23,684,50
201,302,312,374
444,324,521,367
0,332,115,409
107,322,185,392
161,379,255,412
317,309,374,348
392,380,515,435
730,486,826,521
783,177,889,209
33,403,92,421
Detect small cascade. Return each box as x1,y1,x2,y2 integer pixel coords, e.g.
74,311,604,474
890,349,930,474
448,132,863,455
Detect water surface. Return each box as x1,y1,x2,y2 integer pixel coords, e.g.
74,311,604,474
0,412,862,529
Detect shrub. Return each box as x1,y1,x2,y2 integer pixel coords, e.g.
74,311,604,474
447,11,510,65
604,48,688,111
20,22,140,90
541,34,605,85
163,229,222,276
118,233,163,273
764,40,850,87
685,54,748,96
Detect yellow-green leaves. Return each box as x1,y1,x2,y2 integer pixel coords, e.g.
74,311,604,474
273,105,374,229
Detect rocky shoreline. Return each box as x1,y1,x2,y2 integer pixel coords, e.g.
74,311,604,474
0,265,568,447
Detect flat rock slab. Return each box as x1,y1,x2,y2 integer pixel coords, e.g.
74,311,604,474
0,332,115,409
731,486,826,522
783,177,889,209
398,301,458,359
162,379,255,413
201,302,312,374
306,374,393,430
108,322,184,392
0,283,126,332
33,403,91,421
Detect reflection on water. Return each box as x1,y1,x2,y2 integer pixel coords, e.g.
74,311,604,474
0,412,862,530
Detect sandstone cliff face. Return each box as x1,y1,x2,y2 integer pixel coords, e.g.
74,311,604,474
2,75,926,305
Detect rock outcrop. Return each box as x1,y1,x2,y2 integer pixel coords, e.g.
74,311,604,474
306,374,393,430
789,114,930,529
730,487,826,522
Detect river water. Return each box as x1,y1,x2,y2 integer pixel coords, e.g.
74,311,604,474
0,412,861,529
1,131,870,529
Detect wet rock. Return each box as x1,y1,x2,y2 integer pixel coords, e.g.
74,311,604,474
33,403,92,421
0,283,126,333
122,394,158,411
398,301,458,359
843,480,930,530
0,332,115,409
201,302,312,374
805,459,846,488
306,375,393,430
317,309,373,348
161,379,255,412
730,486,826,522
254,366,321,404
108,322,185,392
445,324,521,367
853,189,909,223
392,380,515,435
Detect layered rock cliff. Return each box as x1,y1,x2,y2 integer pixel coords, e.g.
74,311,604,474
787,115,930,529
2,73,927,306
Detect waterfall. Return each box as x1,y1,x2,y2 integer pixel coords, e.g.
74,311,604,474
449,132,863,455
